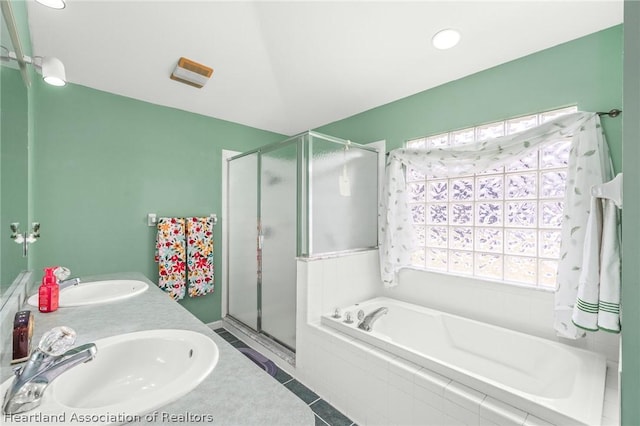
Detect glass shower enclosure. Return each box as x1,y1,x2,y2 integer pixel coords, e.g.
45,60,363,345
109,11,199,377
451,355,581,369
227,131,379,351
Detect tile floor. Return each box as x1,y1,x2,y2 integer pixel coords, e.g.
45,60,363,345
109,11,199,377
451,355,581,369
212,328,356,426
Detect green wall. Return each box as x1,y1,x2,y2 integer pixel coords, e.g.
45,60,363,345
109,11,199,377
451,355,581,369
0,67,29,292
1,0,33,293
317,25,623,173
622,2,640,424
31,80,284,322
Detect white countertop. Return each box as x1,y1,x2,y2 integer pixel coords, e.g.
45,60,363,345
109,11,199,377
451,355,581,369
0,272,314,426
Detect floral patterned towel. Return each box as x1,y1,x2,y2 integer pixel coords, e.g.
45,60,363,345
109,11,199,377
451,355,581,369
155,217,187,300
186,217,214,297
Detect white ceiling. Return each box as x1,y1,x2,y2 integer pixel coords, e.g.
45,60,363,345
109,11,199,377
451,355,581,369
26,1,623,136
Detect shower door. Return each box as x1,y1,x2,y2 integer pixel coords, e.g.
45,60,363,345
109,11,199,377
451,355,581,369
227,144,298,350
259,143,298,349
227,152,259,331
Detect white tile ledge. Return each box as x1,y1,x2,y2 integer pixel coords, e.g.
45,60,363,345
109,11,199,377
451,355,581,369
523,413,555,426
296,248,378,262
481,396,528,426
414,367,451,397
445,381,486,413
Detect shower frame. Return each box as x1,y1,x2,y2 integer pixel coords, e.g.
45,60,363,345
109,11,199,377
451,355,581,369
225,131,380,352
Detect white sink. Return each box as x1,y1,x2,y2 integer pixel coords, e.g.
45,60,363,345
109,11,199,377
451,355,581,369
27,279,148,307
1,329,219,425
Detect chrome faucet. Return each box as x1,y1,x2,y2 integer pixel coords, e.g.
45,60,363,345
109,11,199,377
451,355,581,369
58,277,81,291
3,327,97,415
357,307,388,332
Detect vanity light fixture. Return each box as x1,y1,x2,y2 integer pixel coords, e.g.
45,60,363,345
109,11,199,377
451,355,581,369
41,56,67,86
35,0,66,9
0,48,67,86
432,28,461,50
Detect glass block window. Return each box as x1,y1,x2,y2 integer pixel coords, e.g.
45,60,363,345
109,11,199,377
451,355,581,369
406,106,577,288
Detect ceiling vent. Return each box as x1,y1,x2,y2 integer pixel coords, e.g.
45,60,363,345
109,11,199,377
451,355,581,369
170,57,213,88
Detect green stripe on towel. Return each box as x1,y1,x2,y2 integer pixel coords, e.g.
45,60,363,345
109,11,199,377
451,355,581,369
599,301,620,313
598,325,621,334
572,320,599,332
577,299,599,313
577,298,599,308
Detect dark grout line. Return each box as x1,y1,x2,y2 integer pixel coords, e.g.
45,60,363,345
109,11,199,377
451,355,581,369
315,414,330,426
309,399,353,426
308,396,321,406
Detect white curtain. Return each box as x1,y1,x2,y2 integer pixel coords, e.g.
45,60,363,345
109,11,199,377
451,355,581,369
379,111,614,339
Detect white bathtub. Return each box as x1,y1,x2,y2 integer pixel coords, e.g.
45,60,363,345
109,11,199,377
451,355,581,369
320,297,606,425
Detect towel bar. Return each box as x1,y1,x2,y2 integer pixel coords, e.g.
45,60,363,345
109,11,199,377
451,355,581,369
147,213,218,227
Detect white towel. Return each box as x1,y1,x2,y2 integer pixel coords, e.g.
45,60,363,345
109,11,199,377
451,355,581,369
572,197,621,333
597,198,621,332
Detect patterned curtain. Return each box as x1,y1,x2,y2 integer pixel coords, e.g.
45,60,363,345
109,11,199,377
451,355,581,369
379,112,614,339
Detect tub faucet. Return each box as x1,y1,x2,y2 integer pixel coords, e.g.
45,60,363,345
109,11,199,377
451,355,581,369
58,277,81,291
357,307,388,332
3,327,97,415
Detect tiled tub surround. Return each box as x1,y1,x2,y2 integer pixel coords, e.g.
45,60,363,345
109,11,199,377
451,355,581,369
321,297,607,425
295,251,620,426
299,323,619,426
0,272,314,425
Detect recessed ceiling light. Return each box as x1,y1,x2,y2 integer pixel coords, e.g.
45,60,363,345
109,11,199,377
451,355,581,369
432,29,461,50
35,0,66,10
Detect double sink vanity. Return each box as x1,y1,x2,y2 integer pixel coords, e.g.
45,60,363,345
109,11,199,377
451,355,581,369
0,273,314,425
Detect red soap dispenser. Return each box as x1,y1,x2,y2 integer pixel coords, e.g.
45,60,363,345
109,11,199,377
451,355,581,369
38,267,59,313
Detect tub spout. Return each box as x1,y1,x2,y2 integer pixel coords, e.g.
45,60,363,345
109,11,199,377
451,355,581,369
357,307,388,332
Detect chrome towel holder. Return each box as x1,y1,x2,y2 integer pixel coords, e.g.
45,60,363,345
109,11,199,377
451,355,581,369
147,213,217,227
